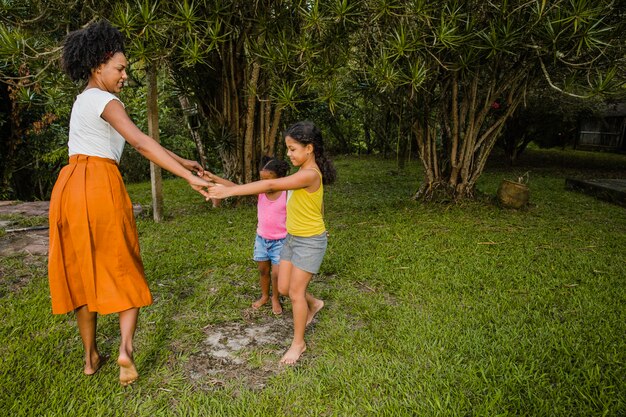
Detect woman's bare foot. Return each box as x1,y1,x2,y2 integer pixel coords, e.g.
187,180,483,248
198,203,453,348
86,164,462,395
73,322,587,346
252,295,269,309
306,299,324,326
280,342,306,365
84,351,104,376
271,297,283,315
117,351,138,386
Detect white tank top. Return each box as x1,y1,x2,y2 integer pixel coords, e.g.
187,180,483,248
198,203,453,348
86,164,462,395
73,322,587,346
68,88,126,163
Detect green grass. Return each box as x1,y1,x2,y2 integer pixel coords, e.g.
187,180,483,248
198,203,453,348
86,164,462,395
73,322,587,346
0,213,48,231
1,149,625,416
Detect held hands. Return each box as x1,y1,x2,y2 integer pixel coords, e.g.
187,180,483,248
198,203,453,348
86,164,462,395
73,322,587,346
179,159,209,199
199,170,214,182
187,175,211,200
207,182,230,200
198,171,231,204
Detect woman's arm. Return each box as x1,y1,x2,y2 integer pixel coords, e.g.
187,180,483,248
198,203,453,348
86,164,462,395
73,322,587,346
208,169,317,199
102,100,210,198
202,171,238,187
165,149,204,175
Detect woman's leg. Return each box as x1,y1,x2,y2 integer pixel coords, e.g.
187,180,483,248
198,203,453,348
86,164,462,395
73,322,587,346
252,260,271,309
270,264,282,314
280,266,314,365
75,305,102,375
118,307,139,386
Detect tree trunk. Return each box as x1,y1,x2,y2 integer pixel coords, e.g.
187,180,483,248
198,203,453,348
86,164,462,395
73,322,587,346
414,67,526,201
243,60,261,182
267,106,282,157
147,63,163,222
178,95,207,168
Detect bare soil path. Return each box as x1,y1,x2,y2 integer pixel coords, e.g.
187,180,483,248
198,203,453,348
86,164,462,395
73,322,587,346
0,201,50,257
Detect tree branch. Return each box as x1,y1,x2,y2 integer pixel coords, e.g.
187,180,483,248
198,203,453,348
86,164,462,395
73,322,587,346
538,56,596,99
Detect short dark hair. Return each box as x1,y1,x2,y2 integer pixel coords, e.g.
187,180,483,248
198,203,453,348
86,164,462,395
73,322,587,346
259,156,290,178
61,20,125,82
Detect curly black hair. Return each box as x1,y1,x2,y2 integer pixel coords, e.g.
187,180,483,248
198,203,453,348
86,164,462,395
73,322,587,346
61,20,125,82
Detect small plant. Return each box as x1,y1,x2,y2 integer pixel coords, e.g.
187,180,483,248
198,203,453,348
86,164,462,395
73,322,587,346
516,171,530,184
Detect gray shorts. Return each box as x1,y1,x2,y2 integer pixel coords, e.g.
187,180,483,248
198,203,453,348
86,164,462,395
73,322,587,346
280,232,327,274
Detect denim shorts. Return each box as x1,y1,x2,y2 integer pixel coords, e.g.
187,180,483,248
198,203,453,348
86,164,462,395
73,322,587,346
253,234,286,265
280,232,327,274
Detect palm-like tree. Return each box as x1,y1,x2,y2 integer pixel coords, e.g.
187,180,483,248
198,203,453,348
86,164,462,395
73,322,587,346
356,0,625,200
165,0,357,183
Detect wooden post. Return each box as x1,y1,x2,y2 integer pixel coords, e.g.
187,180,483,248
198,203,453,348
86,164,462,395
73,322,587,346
147,62,163,222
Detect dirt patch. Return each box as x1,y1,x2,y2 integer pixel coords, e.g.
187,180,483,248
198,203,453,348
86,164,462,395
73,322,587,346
0,229,49,257
184,313,294,390
0,201,50,257
0,201,141,257
0,200,50,217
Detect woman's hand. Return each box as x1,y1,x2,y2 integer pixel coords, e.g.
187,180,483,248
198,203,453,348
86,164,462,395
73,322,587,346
181,159,204,175
200,170,214,182
207,183,232,200
188,175,211,200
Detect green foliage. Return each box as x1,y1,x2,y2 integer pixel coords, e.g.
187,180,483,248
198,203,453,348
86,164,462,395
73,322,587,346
1,0,217,196
0,76,75,200
0,2,104,199
1,151,625,415
352,0,625,199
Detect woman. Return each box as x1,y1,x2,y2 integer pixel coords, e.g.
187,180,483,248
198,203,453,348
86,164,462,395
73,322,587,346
48,20,210,386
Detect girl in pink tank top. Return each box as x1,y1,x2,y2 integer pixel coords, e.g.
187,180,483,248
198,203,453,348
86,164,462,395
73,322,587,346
205,157,290,314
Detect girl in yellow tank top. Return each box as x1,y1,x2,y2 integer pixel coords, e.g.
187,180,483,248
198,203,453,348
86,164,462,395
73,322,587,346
207,121,336,365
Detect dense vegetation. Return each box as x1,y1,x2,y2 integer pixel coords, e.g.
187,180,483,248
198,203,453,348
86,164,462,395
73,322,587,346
1,0,624,201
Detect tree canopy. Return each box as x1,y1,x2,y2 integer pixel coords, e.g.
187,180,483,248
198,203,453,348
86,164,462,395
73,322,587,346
1,0,624,201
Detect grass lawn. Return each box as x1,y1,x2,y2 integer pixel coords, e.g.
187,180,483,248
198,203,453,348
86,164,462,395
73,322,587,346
1,149,625,416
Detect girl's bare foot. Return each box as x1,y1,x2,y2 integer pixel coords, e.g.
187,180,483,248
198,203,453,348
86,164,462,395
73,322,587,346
84,352,104,376
252,296,269,309
280,342,306,365
117,351,138,386
306,299,324,326
271,297,283,315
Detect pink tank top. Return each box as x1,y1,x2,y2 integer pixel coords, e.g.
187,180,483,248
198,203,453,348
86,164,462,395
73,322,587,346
256,191,287,240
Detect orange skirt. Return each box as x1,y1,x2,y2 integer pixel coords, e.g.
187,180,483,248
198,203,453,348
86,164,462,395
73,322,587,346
48,154,153,315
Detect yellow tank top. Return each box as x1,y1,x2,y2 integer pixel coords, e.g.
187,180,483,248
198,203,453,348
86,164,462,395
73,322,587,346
286,169,325,237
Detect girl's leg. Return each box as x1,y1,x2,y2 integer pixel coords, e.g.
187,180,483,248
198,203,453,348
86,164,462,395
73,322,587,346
118,307,139,386
252,260,271,309
270,264,282,314
277,259,292,296
305,292,324,326
75,305,102,375
281,266,314,365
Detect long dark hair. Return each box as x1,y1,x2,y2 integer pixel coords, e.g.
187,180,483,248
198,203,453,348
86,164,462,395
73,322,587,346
61,20,125,82
284,121,336,185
